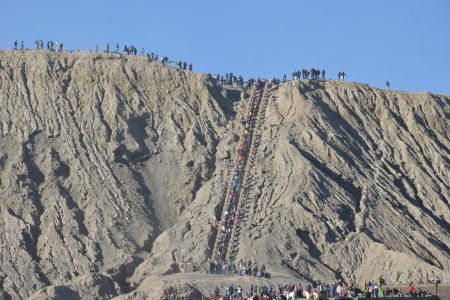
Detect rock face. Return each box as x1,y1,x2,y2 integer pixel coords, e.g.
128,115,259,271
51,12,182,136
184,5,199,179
0,51,448,299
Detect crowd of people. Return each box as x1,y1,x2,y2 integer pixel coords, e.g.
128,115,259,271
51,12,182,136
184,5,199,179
208,73,283,89
12,41,386,85
210,279,360,300
291,68,325,80
211,283,304,300
210,276,445,299
11,40,194,72
211,80,265,269
8,41,398,87
209,73,245,87
210,258,271,279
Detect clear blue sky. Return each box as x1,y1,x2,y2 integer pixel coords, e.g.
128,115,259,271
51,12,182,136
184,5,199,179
1,0,449,94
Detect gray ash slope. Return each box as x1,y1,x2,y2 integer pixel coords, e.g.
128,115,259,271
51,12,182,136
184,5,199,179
0,51,448,299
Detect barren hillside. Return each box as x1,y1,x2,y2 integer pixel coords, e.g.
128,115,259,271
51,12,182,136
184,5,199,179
0,51,448,299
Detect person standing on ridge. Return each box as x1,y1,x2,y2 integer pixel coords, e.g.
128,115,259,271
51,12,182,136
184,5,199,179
322,69,326,79
106,43,110,53
189,63,193,71
55,41,59,51
21,41,24,50
386,81,390,90
14,40,18,50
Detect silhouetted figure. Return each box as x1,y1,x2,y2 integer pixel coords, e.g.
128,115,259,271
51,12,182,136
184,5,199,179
386,81,390,90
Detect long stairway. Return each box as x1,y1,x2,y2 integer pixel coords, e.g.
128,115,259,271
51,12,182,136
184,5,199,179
225,84,271,261
210,82,267,268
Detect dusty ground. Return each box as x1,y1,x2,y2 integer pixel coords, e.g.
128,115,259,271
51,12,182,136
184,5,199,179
0,51,448,299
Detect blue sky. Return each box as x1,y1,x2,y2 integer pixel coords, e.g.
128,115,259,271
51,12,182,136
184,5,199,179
1,0,449,94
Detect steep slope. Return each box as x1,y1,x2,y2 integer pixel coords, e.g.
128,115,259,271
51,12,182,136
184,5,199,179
0,51,238,299
225,80,450,284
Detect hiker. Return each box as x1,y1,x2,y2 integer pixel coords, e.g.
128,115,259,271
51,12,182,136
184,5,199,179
55,41,59,51
141,48,145,55
189,63,192,71
116,43,119,53
14,40,18,50
59,42,63,52
183,61,187,70
21,41,24,50
283,74,287,83
386,81,390,90
322,69,325,79
407,283,417,297
106,43,110,53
